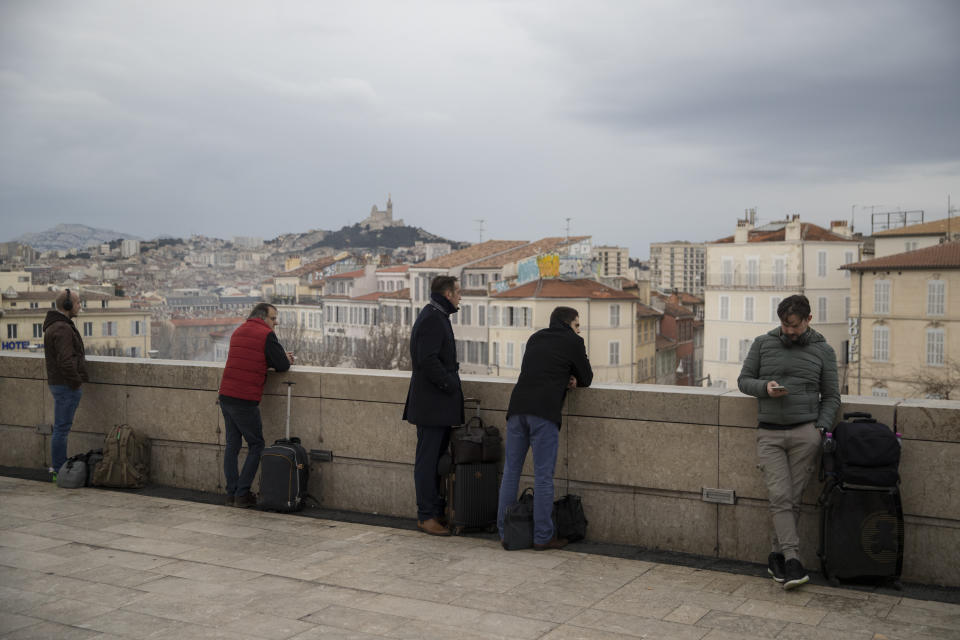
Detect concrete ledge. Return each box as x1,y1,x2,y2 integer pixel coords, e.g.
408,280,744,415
2,353,958,587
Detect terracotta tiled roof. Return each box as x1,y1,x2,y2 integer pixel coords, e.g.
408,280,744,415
664,302,694,318
376,265,410,273
678,292,703,305
327,269,365,280
461,289,488,297
872,218,953,237
413,240,528,269
466,236,591,269
491,279,638,300
380,288,410,300
842,241,960,271
350,292,388,301
170,317,244,327
636,303,662,318
273,256,340,278
712,222,851,244
656,336,676,350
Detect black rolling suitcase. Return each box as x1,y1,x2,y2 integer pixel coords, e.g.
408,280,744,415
259,381,310,512
444,398,501,535
818,412,904,588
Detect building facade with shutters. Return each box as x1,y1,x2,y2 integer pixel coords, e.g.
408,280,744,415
842,242,960,399
703,216,861,390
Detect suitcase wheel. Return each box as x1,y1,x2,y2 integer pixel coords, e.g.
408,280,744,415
452,526,465,536
828,577,841,588
485,524,497,534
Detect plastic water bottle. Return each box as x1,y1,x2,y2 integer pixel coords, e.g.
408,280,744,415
821,432,837,478
823,432,836,453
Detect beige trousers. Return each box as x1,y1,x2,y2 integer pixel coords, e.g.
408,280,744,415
756,422,821,561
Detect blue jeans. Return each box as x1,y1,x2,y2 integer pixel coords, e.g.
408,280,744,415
220,397,266,497
49,384,83,471
497,414,560,545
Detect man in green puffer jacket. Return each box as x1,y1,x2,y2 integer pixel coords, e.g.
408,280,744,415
738,294,840,591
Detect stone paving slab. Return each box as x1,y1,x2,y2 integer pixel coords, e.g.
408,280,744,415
1,476,959,640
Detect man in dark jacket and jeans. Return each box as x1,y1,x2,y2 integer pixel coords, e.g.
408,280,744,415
43,289,89,479
497,306,593,550
403,275,464,536
738,294,840,590
219,303,293,507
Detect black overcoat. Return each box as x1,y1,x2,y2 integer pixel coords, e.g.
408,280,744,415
507,319,593,427
402,301,464,426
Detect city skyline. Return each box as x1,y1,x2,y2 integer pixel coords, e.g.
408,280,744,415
1,1,958,256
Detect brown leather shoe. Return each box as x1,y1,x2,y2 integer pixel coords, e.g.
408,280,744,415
234,492,257,508
417,517,451,536
533,537,568,551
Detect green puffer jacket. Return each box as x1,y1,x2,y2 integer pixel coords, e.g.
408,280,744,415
737,326,840,430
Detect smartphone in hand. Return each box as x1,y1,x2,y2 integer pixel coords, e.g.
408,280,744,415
771,385,787,391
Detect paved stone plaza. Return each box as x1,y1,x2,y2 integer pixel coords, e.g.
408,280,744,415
0,475,957,640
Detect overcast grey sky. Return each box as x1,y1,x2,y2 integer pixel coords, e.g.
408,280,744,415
1,0,958,257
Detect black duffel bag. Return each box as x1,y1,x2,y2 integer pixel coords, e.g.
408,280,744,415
552,494,588,543
502,488,535,550
451,416,502,464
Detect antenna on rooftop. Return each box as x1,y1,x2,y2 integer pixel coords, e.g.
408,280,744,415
475,219,485,243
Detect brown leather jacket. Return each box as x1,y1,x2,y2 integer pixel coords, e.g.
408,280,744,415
43,310,89,388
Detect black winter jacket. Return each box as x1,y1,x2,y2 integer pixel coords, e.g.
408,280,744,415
507,318,593,427
402,295,464,426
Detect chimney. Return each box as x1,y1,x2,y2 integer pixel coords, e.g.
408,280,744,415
735,218,754,243
830,220,852,238
785,216,802,242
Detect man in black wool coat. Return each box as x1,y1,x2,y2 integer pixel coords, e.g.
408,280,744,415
403,275,464,536
497,305,593,550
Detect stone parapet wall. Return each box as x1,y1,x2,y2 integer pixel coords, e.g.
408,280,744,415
1,353,957,587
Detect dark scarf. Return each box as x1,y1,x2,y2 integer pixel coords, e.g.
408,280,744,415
430,292,458,316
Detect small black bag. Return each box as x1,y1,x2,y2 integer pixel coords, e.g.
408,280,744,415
451,417,502,465
552,494,588,543
502,488,535,550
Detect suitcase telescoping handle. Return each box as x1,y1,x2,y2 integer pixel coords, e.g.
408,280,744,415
464,397,481,420
283,381,295,440
842,411,875,422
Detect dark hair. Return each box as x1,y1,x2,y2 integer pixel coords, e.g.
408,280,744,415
249,302,277,320
431,275,458,296
550,306,579,326
777,295,811,321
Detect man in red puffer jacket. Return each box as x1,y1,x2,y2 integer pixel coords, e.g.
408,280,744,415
219,303,293,507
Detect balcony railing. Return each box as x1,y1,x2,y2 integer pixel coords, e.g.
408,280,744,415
705,272,804,289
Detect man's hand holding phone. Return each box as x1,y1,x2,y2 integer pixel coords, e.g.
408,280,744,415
767,381,788,397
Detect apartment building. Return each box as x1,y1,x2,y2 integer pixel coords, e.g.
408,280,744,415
594,246,629,278
872,217,958,258
1,290,152,357
489,279,637,383
842,242,960,399
650,242,706,295
703,216,861,389
635,303,661,384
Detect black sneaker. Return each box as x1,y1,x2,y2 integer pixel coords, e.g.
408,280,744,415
767,552,785,583
783,558,809,590
234,492,258,508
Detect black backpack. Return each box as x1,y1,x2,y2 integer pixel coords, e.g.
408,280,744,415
823,412,900,487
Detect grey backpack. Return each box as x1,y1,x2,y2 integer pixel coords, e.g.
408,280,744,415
57,456,88,489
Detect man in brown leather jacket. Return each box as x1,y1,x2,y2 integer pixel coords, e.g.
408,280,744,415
43,289,89,478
